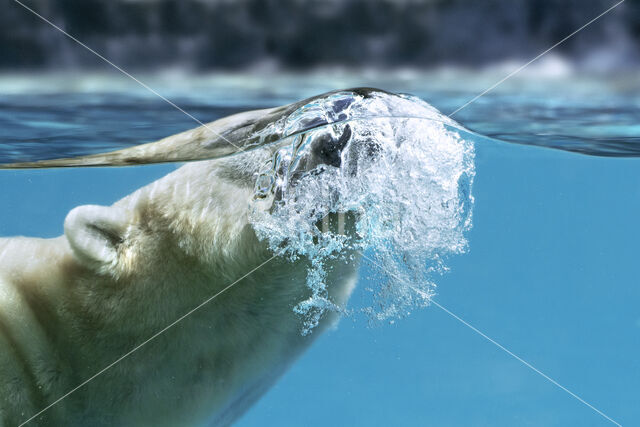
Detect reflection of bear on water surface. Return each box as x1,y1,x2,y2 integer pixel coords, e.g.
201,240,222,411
0,88,474,426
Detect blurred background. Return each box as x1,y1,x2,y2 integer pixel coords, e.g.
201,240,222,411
2,0,638,73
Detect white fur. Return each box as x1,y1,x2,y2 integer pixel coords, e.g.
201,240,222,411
0,147,359,426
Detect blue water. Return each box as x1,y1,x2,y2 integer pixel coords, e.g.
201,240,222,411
1,72,638,426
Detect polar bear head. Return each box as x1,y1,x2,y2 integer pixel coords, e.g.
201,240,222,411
48,88,472,311
6,87,472,329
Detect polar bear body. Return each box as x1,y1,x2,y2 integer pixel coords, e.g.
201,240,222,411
0,149,359,426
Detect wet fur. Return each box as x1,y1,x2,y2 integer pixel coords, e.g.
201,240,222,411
0,147,358,426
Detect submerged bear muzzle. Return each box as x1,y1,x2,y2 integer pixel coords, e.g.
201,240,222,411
310,124,352,168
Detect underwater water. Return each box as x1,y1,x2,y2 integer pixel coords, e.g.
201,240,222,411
0,71,639,426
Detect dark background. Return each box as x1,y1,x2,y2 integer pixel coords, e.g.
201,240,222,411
2,0,638,71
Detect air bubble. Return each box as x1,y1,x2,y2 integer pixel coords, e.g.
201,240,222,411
250,91,475,333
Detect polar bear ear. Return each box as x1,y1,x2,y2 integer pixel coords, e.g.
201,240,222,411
64,204,130,269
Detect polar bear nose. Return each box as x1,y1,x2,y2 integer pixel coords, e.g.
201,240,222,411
311,125,352,168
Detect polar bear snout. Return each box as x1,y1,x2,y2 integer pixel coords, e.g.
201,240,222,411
310,125,352,168
308,124,383,178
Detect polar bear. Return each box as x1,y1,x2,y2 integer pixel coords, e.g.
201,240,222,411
0,87,467,427
0,89,381,426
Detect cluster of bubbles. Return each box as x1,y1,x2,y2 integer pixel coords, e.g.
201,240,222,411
249,90,475,334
